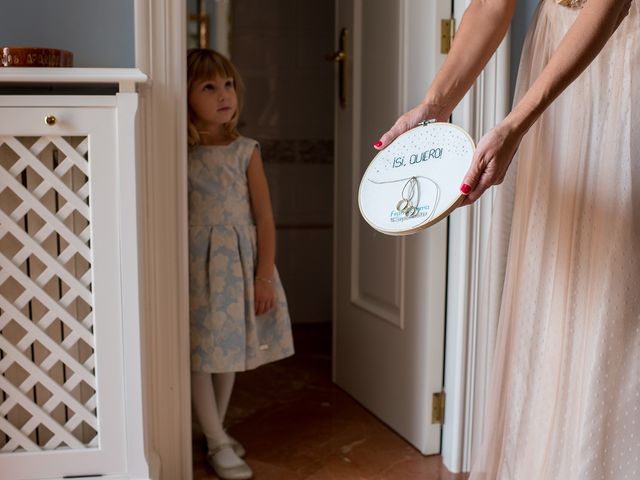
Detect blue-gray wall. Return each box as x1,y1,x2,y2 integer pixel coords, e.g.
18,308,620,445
510,0,540,102
0,0,135,68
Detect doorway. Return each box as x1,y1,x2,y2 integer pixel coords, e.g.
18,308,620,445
187,0,335,331
188,0,337,475
185,0,458,478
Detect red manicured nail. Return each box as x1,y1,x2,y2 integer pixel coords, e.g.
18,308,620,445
374,141,383,148
460,183,471,195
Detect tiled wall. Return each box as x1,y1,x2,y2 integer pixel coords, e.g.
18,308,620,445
231,0,335,324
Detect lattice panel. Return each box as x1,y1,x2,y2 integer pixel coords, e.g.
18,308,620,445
0,136,98,453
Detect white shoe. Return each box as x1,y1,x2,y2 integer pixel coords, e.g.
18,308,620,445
227,434,246,457
207,444,253,480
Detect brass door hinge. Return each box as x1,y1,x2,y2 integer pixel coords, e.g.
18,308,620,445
432,391,446,424
441,18,456,54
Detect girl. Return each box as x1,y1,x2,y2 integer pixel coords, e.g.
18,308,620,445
187,48,294,480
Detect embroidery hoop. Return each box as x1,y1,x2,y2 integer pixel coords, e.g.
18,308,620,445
358,121,475,236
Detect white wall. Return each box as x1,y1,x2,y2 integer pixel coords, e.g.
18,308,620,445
0,0,134,68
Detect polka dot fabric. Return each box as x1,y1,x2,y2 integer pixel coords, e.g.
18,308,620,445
470,1,640,479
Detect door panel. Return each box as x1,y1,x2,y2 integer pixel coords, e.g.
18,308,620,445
334,0,451,455
355,232,402,324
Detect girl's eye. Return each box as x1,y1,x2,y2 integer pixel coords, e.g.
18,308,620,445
203,83,215,91
225,80,234,88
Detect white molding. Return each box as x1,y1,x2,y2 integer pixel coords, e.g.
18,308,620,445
135,0,190,479
441,0,511,473
399,0,409,114
116,91,151,478
351,292,403,329
0,96,116,107
0,68,147,92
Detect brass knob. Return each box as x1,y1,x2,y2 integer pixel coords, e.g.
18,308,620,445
325,50,346,62
44,115,56,126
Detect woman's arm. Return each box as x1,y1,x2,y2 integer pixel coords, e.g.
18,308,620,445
504,0,631,135
247,146,276,314
376,0,517,149
460,0,633,205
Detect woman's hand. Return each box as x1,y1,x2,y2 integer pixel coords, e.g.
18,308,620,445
459,121,524,206
374,102,452,150
254,278,275,316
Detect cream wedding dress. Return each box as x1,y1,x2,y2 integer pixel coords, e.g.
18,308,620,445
470,1,640,478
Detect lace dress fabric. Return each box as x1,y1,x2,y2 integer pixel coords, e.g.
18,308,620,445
188,137,294,372
470,0,640,479
556,0,587,8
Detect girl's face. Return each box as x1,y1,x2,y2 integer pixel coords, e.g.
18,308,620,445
188,74,238,129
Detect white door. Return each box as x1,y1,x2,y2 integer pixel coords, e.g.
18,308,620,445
0,103,127,478
334,0,452,454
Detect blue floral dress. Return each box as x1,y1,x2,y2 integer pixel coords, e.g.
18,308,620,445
188,136,294,372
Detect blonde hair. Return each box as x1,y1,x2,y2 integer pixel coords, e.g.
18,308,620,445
187,48,245,147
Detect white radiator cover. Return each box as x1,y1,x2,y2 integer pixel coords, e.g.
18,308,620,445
0,79,151,479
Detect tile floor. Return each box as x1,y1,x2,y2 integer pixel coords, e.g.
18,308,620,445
193,324,468,480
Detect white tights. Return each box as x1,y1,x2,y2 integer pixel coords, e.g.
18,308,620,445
191,371,236,450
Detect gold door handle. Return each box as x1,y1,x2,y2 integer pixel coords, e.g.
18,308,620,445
44,115,56,126
326,28,348,109
326,50,346,62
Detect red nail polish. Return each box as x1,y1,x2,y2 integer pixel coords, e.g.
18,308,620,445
460,183,471,195
374,141,383,148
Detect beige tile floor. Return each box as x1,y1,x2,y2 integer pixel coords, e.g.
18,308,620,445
193,324,468,480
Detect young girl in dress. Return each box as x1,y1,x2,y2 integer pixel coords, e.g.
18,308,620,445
187,48,294,480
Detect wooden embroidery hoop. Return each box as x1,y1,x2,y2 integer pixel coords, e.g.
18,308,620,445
358,121,475,236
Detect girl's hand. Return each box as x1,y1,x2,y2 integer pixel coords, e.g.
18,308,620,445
254,278,275,316
374,102,452,150
459,121,524,206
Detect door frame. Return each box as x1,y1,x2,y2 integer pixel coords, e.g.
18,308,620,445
440,0,511,473
133,0,511,476
135,0,191,479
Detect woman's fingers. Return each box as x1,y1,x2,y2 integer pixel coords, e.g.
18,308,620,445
460,148,500,206
458,123,521,206
461,169,495,205
374,103,450,150
460,150,486,199
375,115,412,150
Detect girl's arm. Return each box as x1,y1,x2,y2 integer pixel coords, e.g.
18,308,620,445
461,0,633,204
376,0,517,148
247,146,276,314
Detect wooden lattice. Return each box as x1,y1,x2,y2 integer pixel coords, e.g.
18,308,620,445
0,136,98,453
